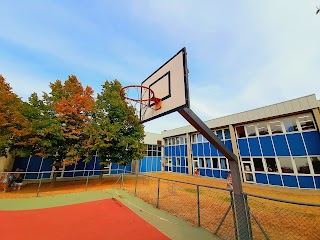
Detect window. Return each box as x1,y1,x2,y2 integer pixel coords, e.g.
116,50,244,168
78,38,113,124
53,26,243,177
253,158,265,172
257,122,269,136
168,138,172,145
176,137,180,145
179,136,184,144
172,138,176,145
198,134,203,142
199,158,205,168
205,158,212,168
243,163,252,172
236,126,246,138
311,157,320,174
176,157,181,166
216,130,223,140
220,158,227,169
157,146,162,156
283,118,298,133
278,157,294,173
293,157,310,174
212,158,219,168
266,158,278,172
164,139,168,145
224,128,231,139
191,134,197,143
269,120,283,134
298,114,315,131
246,125,256,137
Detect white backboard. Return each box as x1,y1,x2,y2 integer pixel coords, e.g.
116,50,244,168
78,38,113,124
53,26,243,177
140,48,190,123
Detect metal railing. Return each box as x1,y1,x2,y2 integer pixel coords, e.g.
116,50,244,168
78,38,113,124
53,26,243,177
1,170,319,239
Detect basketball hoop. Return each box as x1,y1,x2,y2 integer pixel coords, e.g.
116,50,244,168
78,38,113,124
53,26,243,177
120,85,162,119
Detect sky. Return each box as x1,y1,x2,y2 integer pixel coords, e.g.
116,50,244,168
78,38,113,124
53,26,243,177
1,1,320,133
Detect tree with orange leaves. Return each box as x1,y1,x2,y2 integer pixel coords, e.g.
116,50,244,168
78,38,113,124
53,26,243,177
0,75,31,158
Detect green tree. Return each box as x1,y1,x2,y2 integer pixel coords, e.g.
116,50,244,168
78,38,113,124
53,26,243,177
87,80,145,176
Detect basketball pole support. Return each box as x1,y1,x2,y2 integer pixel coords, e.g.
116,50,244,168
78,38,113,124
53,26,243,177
179,107,251,240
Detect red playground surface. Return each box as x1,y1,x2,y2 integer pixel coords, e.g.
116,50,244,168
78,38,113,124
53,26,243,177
0,198,170,240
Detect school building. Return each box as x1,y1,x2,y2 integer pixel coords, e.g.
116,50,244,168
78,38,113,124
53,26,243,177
8,94,320,189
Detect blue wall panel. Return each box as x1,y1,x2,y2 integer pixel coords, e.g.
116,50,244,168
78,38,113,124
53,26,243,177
213,170,221,178
225,140,233,152
238,139,250,156
192,144,197,156
314,176,320,189
165,147,169,156
173,166,177,172
210,144,218,156
197,143,204,156
181,167,186,173
272,135,290,156
199,169,205,176
286,133,306,156
268,174,282,186
259,136,275,156
13,157,29,173
203,142,210,156
176,146,181,156
206,169,213,177
94,158,101,176
303,131,320,155
63,164,75,177
298,176,315,189
74,161,85,177
282,175,298,187
221,170,228,179
147,157,153,172
248,138,262,156
176,167,181,173
140,157,147,172
40,158,54,178
25,156,43,179
255,173,268,184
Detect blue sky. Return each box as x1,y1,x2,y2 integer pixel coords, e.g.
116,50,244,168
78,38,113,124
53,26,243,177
1,0,320,133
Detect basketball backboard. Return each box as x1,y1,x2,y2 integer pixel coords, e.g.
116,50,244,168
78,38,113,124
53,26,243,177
140,47,189,123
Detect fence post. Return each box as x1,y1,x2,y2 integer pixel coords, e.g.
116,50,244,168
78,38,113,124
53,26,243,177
36,172,44,197
197,185,201,227
243,193,253,239
134,173,138,197
121,173,124,189
230,191,239,240
156,178,160,208
85,170,90,191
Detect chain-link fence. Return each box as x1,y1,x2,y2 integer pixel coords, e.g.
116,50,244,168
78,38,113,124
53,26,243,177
1,170,320,239
122,172,320,240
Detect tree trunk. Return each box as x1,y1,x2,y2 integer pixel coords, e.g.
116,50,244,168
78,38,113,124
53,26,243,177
50,172,58,187
99,171,103,183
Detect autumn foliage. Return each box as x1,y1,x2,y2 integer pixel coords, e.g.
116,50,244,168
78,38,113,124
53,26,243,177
0,74,145,169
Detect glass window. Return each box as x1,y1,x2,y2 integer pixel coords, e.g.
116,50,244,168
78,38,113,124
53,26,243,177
283,118,298,133
311,157,320,174
148,145,152,151
236,126,246,138
176,157,181,166
241,157,251,162
152,150,157,156
164,139,168,145
184,137,187,144
269,120,283,134
253,158,265,172
224,129,231,139
205,158,212,168
212,158,219,168
298,114,315,131
191,134,197,143
245,173,254,181
199,158,204,168
152,145,157,151
293,157,310,174
197,134,203,142
220,158,227,169
279,157,294,173
176,137,180,145
186,158,189,166
216,130,223,140
172,138,176,145
266,158,278,172
257,122,269,136
179,136,184,144
243,163,252,172
246,125,256,137
147,150,152,156
168,138,172,145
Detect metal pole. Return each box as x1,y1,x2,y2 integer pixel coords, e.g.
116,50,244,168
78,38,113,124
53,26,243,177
156,178,160,208
85,170,90,191
230,191,239,240
197,185,201,226
178,107,250,239
36,172,44,197
134,173,138,197
121,173,124,189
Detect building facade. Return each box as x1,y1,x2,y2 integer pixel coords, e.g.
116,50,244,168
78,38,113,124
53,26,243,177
161,94,320,189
